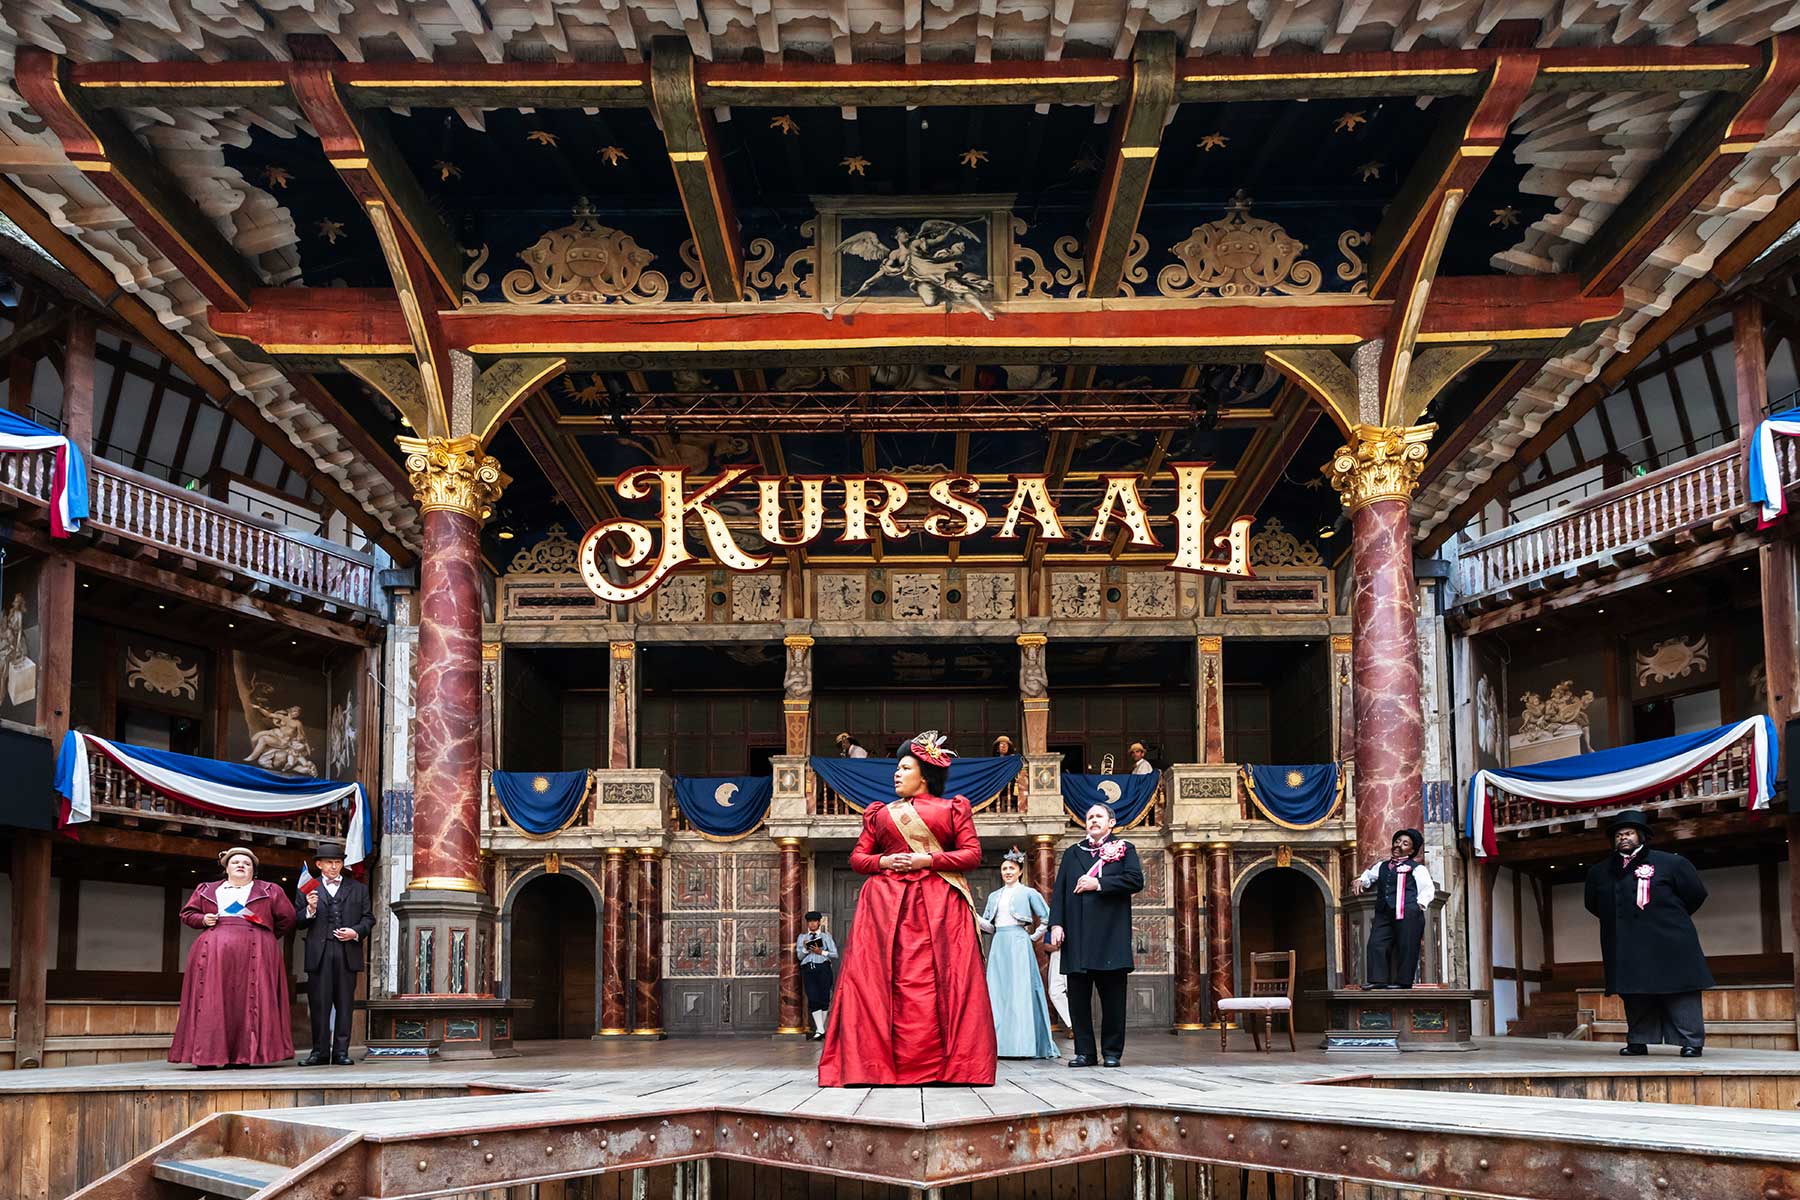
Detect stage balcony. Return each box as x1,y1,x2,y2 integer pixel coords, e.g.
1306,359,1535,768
1477,721,1760,853
0,445,379,620
75,736,352,850
482,769,672,853
1448,434,1800,614
1163,763,1355,848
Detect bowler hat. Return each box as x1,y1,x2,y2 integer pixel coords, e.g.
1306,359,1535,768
313,841,348,861
1607,810,1652,837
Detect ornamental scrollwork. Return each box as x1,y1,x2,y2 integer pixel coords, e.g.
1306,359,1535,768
502,199,669,305
1157,191,1322,299
1325,423,1436,512
506,523,580,574
1248,517,1324,567
398,434,508,520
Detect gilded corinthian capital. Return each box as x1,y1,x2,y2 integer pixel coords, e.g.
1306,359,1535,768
1324,423,1437,512
398,435,509,520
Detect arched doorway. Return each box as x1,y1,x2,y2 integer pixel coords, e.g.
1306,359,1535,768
1235,866,1331,1031
506,872,599,1040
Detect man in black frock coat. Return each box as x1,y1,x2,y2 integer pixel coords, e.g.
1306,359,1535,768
1048,803,1144,1068
296,841,374,1066
1583,810,1713,1056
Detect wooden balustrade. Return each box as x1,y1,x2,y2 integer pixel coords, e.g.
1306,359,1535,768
0,448,376,613
85,743,349,844
1486,736,1754,837
1452,435,1800,608
813,776,1026,819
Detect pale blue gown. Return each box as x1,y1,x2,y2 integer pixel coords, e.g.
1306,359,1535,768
978,883,1060,1059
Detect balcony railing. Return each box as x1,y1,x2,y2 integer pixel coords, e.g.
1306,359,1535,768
1484,734,1755,839
84,741,350,844
813,776,1026,819
1451,435,1800,609
0,448,377,614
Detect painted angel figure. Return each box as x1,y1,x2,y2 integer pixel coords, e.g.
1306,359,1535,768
835,222,997,319
246,703,317,775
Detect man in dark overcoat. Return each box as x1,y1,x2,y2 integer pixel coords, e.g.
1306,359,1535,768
296,841,374,1066
1583,810,1713,1056
1048,803,1144,1068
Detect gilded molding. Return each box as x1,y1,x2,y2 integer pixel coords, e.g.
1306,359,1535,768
1331,634,1354,654
398,434,507,520
1324,423,1437,512
1197,635,1224,654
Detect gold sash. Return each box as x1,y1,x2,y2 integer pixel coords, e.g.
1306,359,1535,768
886,799,975,912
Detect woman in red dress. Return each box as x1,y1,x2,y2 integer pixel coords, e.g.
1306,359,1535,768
169,846,297,1068
819,731,997,1086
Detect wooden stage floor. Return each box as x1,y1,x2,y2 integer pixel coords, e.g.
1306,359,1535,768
11,1037,1800,1199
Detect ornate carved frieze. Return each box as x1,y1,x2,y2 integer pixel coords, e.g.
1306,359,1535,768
731,575,782,622
506,522,579,574
1049,570,1103,619
1178,775,1234,800
1157,192,1326,299
1325,423,1437,512
398,434,507,520
965,572,1018,620
502,200,669,305
1249,517,1323,566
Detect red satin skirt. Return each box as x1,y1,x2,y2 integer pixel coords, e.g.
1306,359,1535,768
818,870,996,1086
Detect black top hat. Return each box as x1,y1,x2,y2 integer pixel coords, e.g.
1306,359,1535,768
1607,809,1652,836
313,841,348,861
804,911,823,922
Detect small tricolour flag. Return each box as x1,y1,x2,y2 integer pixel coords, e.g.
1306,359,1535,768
297,863,318,899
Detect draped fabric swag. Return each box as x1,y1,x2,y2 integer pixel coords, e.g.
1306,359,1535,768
808,755,1023,814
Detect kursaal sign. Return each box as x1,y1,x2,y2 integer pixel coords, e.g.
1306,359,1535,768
577,464,1254,604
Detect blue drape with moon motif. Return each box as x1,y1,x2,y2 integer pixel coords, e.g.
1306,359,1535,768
674,775,772,839
808,756,1023,814
1240,764,1342,830
492,769,589,835
1060,773,1161,828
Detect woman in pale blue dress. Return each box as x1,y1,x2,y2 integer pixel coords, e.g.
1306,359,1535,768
977,848,1060,1059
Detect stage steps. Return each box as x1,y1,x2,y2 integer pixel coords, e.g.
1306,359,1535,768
152,1154,286,1198
1507,988,1579,1038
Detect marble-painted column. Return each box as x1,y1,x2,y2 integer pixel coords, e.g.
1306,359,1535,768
1031,834,1058,904
1205,844,1233,1021
1172,843,1204,1031
1326,424,1434,864
777,838,808,1035
633,848,664,1037
600,847,629,1035
782,635,814,755
399,435,505,901
1331,634,1356,764
609,641,637,769
1197,636,1224,763
1018,634,1049,755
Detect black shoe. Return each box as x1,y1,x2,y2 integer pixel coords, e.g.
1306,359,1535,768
1067,1055,1096,1068
1619,1044,1648,1056
1680,1046,1703,1058
301,1053,330,1067
1101,1057,1121,1068
331,1054,354,1066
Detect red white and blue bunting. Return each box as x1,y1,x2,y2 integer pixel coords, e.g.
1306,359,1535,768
0,410,88,538
1466,715,1776,859
1749,407,1800,525
55,731,371,866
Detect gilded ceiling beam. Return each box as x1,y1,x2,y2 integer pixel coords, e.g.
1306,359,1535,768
1083,32,1177,300
650,39,746,304
1574,33,1800,298
15,48,261,313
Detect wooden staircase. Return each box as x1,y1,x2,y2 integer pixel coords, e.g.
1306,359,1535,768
1506,988,1580,1039
70,1112,360,1199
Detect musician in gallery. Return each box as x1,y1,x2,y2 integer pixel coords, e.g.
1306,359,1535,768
169,846,297,1068
977,847,1059,1059
1048,803,1145,1068
296,840,373,1066
1352,828,1436,988
796,910,839,1041
818,731,997,1086
1585,809,1713,1056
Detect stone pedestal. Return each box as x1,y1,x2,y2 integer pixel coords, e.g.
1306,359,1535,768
365,889,528,1059
1341,890,1447,990
1316,987,1484,1052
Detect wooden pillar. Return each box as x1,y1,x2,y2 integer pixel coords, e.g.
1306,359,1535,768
776,838,807,1035
1331,634,1356,763
1197,636,1224,763
609,641,637,769
633,848,663,1037
1734,297,1765,453
1018,634,1048,755
1205,844,1233,1021
782,636,813,756
1171,843,1204,1030
599,848,629,1035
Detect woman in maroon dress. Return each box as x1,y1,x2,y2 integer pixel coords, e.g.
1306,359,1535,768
169,846,297,1068
819,731,997,1086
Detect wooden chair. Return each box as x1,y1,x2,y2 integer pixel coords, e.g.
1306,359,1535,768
1214,951,1297,1052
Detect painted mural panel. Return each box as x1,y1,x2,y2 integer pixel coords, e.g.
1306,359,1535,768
0,558,41,726
228,650,327,776
1508,647,1610,762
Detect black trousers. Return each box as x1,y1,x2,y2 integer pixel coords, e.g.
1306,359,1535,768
1066,969,1128,1061
1366,909,1424,987
801,962,835,1010
1624,991,1705,1049
308,942,358,1057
